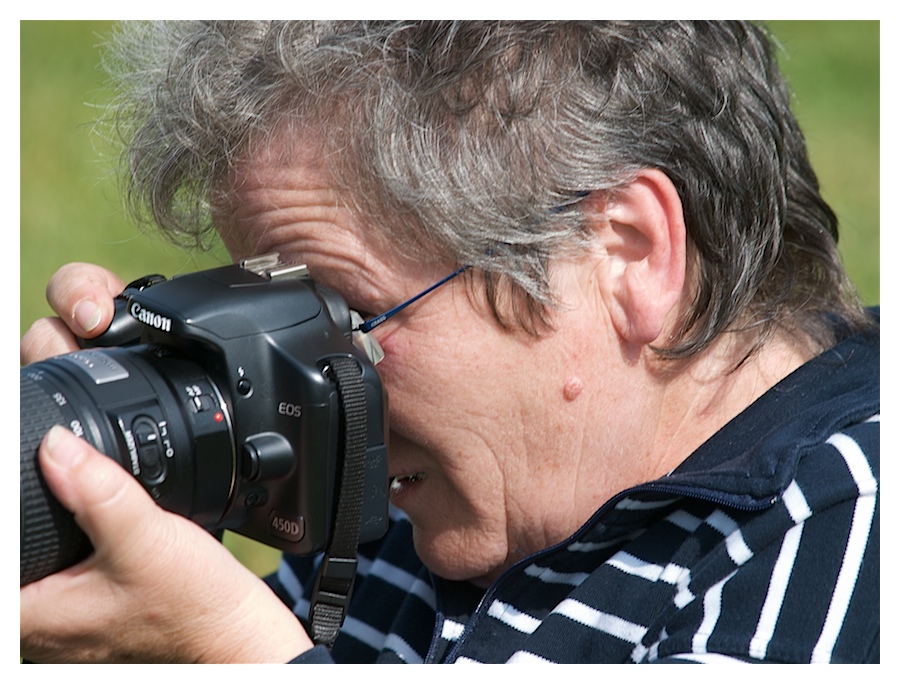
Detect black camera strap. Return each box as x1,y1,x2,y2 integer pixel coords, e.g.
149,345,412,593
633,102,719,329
309,355,368,649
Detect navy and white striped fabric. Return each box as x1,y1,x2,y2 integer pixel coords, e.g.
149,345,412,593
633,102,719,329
274,318,879,664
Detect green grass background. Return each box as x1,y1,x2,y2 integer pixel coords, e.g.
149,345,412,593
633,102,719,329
20,21,880,578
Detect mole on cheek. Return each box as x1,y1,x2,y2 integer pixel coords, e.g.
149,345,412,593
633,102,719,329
562,376,584,402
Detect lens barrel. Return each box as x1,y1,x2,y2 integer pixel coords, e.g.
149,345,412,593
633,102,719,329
20,347,234,585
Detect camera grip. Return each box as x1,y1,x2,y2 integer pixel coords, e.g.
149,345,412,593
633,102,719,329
20,376,93,585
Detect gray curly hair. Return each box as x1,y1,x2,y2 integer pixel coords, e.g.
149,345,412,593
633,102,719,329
101,20,869,357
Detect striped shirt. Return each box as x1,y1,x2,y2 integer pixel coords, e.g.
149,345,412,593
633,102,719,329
272,318,879,664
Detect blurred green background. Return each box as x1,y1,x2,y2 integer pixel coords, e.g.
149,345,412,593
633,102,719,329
20,21,880,578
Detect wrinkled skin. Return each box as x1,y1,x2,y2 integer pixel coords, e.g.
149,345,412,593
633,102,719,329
20,144,811,662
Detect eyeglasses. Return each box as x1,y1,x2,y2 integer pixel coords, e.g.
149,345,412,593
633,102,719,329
350,192,589,364
352,263,471,334
349,263,470,366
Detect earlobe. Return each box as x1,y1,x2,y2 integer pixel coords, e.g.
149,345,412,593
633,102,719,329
587,169,687,345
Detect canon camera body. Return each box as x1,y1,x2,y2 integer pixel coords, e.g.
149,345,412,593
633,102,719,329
20,255,389,586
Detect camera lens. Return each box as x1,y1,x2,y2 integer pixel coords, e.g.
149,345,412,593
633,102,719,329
20,346,235,586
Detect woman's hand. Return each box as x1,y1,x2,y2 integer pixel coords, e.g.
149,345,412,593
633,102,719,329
20,427,313,663
20,262,314,662
21,262,125,364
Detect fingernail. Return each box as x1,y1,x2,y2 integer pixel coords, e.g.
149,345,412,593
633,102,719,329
73,299,102,333
44,425,84,469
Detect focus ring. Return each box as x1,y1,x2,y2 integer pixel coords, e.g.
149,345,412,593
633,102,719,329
20,375,92,585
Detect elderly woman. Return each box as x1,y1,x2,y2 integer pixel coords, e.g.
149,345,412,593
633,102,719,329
20,21,878,663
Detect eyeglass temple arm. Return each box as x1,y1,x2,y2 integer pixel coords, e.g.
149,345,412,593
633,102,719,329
354,193,589,334
354,263,472,333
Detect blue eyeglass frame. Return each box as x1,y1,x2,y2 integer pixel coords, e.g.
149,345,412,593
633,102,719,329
353,263,471,333
352,192,590,335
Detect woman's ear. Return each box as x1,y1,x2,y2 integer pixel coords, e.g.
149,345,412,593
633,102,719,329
586,169,687,345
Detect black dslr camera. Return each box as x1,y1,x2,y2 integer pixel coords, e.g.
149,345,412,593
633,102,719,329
20,255,389,589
